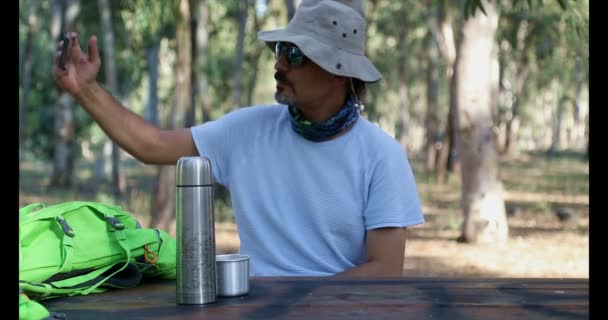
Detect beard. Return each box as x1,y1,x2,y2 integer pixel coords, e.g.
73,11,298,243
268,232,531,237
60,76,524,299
274,91,296,105
274,71,296,105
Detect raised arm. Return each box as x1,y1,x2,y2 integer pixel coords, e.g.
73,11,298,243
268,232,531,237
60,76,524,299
52,32,198,165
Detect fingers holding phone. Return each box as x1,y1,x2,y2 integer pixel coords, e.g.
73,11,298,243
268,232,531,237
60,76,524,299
52,32,102,96
58,33,71,70
53,32,75,78
54,32,80,71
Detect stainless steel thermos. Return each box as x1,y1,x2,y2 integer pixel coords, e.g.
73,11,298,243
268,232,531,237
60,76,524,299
176,156,217,304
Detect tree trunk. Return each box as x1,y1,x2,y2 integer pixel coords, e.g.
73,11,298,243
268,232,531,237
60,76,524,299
98,0,126,197
437,58,460,183
503,71,526,154
247,2,266,106
19,1,37,161
436,107,452,182
424,7,440,174
232,0,249,108
93,140,110,190
396,14,409,149
495,40,507,150
151,165,176,232
187,0,198,127
50,93,76,187
573,61,586,150
175,0,192,127
454,1,508,244
144,40,163,229
246,48,263,106
150,0,192,232
548,81,564,157
145,44,160,126
196,0,211,123
503,20,531,154
489,39,500,130
435,1,459,182
547,21,568,158
437,1,457,80
50,0,78,188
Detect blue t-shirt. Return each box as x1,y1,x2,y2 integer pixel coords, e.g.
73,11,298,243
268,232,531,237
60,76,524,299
190,105,424,276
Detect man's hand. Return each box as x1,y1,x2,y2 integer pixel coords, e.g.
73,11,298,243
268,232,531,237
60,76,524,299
52,32,101,96
335,227,407,277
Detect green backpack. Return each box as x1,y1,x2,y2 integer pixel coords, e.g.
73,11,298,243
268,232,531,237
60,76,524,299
19,201,176,303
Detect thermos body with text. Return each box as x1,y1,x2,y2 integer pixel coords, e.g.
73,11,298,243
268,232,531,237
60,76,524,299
176,156,217,304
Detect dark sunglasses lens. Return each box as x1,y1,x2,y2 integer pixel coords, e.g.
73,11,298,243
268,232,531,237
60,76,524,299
287,47,303,66
275,42,303,66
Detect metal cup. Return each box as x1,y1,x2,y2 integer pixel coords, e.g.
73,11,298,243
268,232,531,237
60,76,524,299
216,254,250,297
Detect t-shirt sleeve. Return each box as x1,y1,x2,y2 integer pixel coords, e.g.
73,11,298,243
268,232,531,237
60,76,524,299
364,143,425,230
190,107,257,187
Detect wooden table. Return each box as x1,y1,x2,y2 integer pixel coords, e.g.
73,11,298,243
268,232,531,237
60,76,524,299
43,277,589,320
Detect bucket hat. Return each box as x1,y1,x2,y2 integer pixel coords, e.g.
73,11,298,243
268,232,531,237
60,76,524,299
257,0,382,83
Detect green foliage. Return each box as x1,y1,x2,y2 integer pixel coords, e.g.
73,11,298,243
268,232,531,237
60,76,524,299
463,0,487,19
464,0,578,19
19,0,588,202
119,0,176,48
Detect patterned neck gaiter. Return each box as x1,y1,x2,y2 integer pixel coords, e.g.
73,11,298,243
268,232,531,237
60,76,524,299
288,97,360,142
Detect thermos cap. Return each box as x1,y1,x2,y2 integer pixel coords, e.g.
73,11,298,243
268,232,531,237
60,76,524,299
176,156,213,186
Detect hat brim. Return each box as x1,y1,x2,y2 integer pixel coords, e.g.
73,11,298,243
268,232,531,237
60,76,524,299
258,29,382,83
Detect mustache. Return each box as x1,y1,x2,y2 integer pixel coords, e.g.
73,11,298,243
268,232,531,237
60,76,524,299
274,72,292,87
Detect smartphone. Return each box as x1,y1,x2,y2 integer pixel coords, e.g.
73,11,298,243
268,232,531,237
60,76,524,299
59,33,71,70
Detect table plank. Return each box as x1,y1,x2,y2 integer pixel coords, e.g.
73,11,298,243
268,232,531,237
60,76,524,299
42,277,589,320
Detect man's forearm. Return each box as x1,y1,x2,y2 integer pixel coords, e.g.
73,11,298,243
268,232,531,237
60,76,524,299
74,83,165,164
335,227,407,278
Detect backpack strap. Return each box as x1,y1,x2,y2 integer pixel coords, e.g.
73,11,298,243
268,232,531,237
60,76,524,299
20,263,118,298
53,216,75,276
79,210,132,295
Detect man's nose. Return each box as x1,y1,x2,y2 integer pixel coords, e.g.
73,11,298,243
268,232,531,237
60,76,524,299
274,54,289,73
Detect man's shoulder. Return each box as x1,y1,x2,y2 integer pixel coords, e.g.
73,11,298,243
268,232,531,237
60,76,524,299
218,104,286,124
350,117,413,165
355,117,403,150
233,104,284,116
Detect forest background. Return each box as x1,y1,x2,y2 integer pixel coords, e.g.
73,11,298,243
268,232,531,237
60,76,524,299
18,0,589,278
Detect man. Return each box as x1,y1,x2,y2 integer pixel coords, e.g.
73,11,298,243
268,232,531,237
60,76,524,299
52,0,424,277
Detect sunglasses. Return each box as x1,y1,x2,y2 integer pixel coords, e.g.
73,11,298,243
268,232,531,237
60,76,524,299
274,42,305,66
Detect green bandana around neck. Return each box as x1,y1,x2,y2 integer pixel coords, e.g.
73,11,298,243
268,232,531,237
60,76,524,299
288,97,360,142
